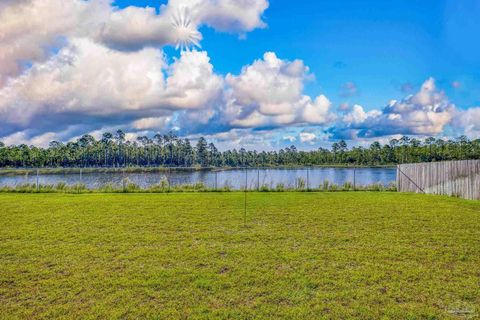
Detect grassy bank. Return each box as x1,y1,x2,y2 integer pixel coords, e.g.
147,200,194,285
0,193,479,319
0,180,397,193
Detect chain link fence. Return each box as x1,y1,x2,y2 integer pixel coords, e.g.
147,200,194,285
0,167,397,192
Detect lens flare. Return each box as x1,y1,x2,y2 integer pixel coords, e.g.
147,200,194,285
171,8,201,51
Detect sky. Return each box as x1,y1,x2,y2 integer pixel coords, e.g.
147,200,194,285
0,0,479,150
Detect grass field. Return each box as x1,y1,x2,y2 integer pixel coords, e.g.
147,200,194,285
0,193,479,319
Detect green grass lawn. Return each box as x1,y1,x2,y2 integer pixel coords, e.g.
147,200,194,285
0,193,479,319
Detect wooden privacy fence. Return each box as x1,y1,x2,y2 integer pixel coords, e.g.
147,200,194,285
397,160,480,200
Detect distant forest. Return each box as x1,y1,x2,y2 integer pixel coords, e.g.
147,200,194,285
0,131,479,168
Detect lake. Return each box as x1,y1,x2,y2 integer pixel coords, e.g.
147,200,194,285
0,167,396,190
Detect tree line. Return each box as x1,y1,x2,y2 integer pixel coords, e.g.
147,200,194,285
0,131,479,168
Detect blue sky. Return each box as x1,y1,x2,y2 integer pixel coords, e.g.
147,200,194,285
0,0,479,149
116,0,480,110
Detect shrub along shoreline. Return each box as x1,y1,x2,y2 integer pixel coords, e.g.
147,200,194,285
0,179,397,194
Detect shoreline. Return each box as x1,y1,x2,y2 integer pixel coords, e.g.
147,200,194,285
0,165,397,176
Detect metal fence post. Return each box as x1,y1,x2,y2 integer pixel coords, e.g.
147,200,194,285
353,167,356,191
306,167,310,191
245,168,248,191
257,169,260,190
396,164,399,192
168,168,171,193
36,168,39,191
122,168,126,191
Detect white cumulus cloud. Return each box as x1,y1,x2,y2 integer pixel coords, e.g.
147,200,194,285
453,107,480,138
334,78,457,139
299,132,317,144
0,39,222,136
0,0,269,85
168,0,269,33
223,52,335,129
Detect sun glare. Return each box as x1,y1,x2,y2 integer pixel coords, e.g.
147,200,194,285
170,8,201,51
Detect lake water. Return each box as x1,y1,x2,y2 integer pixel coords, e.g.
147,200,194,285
0,167,396,190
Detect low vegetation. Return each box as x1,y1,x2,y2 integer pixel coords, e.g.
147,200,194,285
0,193,479,319
0,179,397,193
